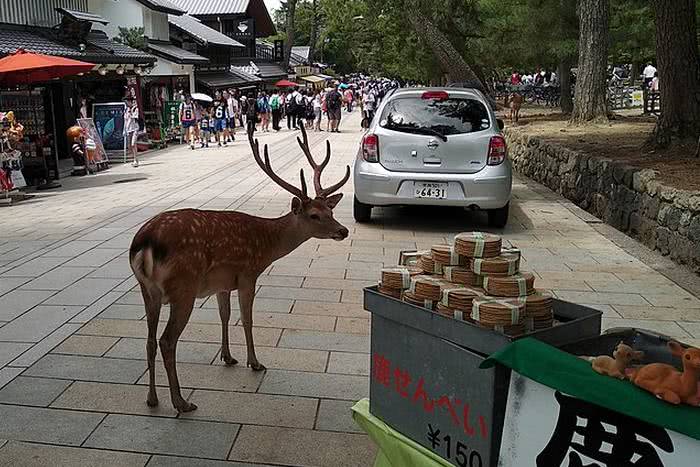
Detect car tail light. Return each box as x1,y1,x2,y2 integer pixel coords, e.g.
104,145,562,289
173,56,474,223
421,91,449,100
487,136,507,166
362,134,379,162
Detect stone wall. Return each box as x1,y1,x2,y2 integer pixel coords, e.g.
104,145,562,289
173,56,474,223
505,129,700,272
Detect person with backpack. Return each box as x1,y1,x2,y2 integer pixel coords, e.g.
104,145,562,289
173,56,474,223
326,85,343,133
286,88,299,130
270,90,282,131
212,94,229,147
245,93,258,136
305,90,315,130
257,91,271,132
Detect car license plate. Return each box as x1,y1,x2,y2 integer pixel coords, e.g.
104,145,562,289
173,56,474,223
414,182,447,199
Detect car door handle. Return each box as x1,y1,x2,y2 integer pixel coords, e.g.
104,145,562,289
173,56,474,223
423,157,441,165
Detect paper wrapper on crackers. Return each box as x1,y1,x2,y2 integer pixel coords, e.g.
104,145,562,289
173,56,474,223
470,250,521,276
402,290,437,310
418,252,445,275
521,290,554,331
471,296,526,336
399,250,423,267
454,232,502,258
443,266,484,287
440,285,484,311
483,271,536,297
436,303,472,322
381,266,421,290
430,244,468,266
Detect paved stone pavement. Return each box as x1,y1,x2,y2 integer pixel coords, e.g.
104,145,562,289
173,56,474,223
1,112,699,466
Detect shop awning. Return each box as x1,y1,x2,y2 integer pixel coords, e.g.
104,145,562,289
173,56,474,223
168,14,244,48
147,42,209,65
196,70,261,89
299,75,327,84
55,8,109,25
0,24,155,65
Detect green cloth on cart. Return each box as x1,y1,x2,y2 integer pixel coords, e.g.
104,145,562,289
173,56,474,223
351,399,453,467
480,337,700,441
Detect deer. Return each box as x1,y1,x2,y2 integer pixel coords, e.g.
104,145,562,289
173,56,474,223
129,126,350,413
627,341,700,406
581,341,644,379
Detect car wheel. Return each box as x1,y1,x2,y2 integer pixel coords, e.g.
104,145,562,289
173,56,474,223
487,202,509,228
354,196,372,223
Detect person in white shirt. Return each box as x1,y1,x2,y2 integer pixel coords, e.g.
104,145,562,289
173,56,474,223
642,63,657,85
124,96,140,167
224,90,238,142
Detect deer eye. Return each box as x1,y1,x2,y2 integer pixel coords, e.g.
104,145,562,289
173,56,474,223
310,214,320,221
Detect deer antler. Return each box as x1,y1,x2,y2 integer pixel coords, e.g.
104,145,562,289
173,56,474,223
296,125,351,198
249,134,309,200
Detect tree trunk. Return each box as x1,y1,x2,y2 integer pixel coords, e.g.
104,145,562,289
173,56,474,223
570,0,609,124
559,57,574,114
308,0,318,63
283,0,298,71
405,8,493,107
650,0,700,146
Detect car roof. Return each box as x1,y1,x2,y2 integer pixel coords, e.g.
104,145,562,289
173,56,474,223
389,86,488,102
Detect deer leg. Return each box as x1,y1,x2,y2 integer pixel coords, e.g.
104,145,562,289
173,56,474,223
141,284,162,408
238,281,265,371
216,291,238,365
160,294,197,412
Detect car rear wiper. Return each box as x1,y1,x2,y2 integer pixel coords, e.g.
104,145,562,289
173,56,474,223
386,123,448,142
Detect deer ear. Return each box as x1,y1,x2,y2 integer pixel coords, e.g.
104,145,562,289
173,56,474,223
291,197,303,215
669,341,684,357
324,193,343,210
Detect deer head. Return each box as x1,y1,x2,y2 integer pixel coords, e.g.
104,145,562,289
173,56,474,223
249,126,350,241
670,341,700,371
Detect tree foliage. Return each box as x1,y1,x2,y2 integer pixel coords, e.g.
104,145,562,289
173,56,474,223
114,27,146,51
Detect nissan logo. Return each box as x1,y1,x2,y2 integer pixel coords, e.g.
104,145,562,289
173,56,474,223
427,139,439,150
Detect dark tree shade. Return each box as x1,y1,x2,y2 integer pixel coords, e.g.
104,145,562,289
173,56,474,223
571,0,609,123
650,0,700,146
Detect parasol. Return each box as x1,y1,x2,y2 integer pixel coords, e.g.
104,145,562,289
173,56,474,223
0,49,95,86
190,92,213,103
275,79,299,88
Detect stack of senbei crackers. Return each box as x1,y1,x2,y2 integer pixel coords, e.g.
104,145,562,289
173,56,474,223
377,231,554,336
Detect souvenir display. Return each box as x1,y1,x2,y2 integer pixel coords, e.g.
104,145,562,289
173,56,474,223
582,342,644,379
454,231,502,258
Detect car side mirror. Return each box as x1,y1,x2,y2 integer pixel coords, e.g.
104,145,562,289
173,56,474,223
497,118,505,131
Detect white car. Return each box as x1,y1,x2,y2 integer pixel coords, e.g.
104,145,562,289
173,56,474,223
353,87,512,227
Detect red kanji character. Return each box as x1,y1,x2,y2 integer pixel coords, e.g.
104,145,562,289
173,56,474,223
372,354,391,387
436,395,461,426
393,367,411,397
479,415,488,439
462,403,476,436
412,377,435,412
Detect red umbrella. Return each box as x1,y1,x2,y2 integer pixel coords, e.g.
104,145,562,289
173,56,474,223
0,49,95,86
275,79,299,88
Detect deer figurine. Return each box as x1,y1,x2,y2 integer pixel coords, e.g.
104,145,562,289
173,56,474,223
582,341,644,380
129,126,350,412
627,341,700,406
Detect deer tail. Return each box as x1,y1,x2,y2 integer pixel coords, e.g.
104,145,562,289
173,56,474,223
130,246,154,284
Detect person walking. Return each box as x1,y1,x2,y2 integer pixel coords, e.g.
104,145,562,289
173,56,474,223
313,90,323,132
124,96,140,166
212,94,229,146
286,88,298,130
270,89,282,131
344,87,354,112
179,95,197,150
326,86,343,133
257,92,271,132
225,89,238,142
245,93,258,136
304,90,315,130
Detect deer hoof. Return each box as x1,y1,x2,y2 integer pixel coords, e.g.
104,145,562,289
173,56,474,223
247,361,267,372
221,354,238,366
146,395,159,407
174,401,198,413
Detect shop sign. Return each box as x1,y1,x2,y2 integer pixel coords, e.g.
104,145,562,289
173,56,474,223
93,102,126,152
499,372,700,466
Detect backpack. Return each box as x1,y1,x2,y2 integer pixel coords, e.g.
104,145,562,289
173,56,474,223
327,91,342,110
286,94,298,114
270,95,280,111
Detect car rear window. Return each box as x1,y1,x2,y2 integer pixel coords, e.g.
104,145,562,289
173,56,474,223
379,95,490,137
